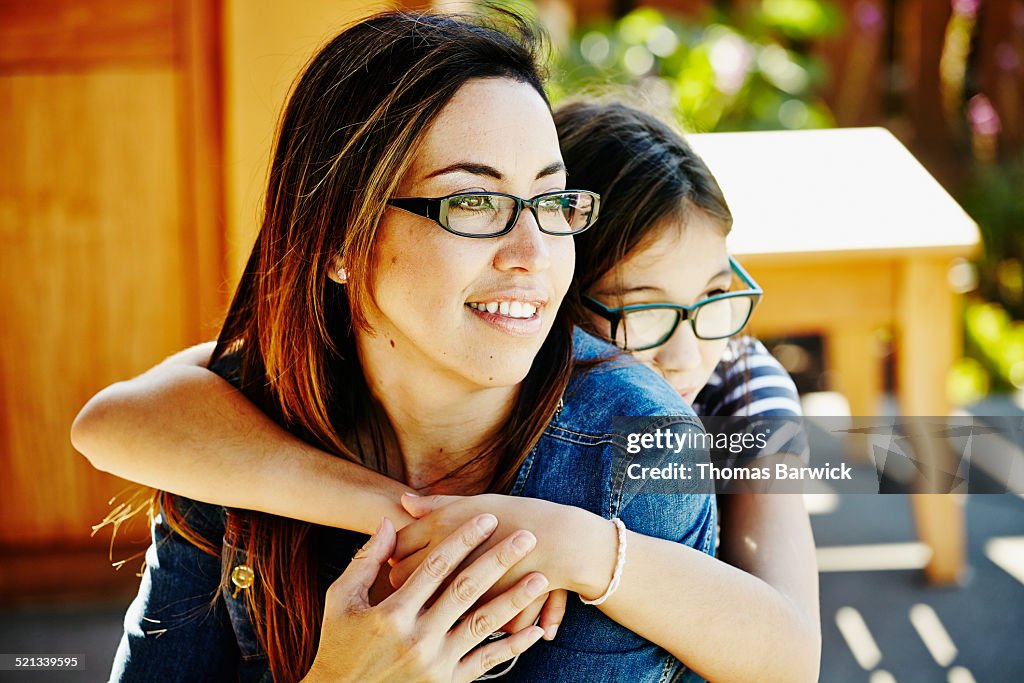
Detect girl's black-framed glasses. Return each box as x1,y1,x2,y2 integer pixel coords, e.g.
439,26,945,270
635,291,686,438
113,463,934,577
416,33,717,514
583,257,763,351
387,190,600,238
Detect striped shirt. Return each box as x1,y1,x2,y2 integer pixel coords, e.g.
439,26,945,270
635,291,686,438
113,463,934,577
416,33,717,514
692,336,810,470
693,336,803,418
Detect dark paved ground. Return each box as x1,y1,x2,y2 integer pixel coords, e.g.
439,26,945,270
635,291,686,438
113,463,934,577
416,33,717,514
0,598,128,682
814,493,1024,683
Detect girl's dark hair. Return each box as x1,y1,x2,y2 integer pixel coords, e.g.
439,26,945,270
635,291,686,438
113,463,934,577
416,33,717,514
554,100,733,323
158,11,571,682
556,100,754,410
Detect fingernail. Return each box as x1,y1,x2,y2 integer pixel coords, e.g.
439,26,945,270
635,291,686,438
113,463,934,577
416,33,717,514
512,531,536,553
477,514,498,534
402,491,419,498
525,574,548,595
544,623,559,641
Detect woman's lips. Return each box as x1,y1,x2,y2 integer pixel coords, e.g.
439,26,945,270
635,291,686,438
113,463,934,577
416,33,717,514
466,305,544,337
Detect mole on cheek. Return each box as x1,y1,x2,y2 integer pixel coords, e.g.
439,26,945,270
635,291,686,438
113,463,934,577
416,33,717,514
389,339,395,348
391,256,398,265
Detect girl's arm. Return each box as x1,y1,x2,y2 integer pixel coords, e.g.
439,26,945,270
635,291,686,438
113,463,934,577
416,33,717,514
393,491,820,683
591,496,819,683
74,347,819,680
716,493,820,678
72,345,562,636
71,343,413,533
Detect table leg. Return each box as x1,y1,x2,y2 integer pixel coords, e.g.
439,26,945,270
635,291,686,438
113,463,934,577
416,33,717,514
827,325,885,463
897,257,967,585
827,326,884,417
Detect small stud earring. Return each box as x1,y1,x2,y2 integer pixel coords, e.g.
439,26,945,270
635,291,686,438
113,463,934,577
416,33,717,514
336,267,348,283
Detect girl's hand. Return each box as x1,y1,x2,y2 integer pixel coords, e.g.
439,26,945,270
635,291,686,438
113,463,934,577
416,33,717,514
303,515,547,683
392,493,611,639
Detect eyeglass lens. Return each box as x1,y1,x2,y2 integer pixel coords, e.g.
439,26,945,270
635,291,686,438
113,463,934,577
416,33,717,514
446,192,595,235
618,296,754,349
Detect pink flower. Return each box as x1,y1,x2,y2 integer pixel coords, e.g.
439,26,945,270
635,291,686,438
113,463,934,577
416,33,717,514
967,94,1001,137
855,1,883,32
952,0,979,19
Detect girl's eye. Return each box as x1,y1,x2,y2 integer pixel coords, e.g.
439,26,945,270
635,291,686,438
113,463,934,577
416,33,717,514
703,288,728,299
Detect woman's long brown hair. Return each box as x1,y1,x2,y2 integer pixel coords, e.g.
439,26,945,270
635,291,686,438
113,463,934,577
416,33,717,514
158,11,572,682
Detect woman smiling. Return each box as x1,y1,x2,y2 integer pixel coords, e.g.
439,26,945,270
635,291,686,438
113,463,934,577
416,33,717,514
74,10,718,683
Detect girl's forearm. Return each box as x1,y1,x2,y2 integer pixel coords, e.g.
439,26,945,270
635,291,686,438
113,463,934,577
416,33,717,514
566,504,820,683
72,353,413,533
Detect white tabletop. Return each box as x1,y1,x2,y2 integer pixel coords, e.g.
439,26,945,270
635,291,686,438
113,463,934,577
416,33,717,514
686,127,980,260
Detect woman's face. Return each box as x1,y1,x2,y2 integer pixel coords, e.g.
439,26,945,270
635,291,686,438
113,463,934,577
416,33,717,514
587,212,732,404
362,77,574,389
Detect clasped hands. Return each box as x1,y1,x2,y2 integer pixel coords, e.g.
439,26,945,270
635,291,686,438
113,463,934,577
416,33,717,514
304,493,604,683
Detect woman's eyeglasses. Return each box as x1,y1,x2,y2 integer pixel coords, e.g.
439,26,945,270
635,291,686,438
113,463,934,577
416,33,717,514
583,257,763,351
387,190,600,238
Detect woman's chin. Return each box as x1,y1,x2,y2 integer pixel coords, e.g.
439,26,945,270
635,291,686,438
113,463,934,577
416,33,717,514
471,365,532,389
453,355,535,390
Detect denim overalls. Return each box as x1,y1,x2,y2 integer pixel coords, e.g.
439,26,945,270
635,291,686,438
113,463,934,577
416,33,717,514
109,329,716,682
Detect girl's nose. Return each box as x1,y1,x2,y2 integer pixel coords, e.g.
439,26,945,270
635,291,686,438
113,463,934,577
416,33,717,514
653,322,704,375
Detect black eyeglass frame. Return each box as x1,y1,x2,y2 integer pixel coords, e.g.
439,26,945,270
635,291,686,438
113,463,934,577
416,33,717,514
583,257,764,351
386,190,601,238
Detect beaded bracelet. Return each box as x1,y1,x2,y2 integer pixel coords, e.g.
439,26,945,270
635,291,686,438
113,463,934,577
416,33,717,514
579,517,627,606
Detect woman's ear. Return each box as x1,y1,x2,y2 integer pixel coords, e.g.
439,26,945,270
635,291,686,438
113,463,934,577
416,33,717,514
327,254,348,284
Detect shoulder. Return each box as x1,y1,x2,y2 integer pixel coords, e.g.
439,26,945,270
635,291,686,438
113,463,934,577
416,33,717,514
563,328,697,428
520,330,713,544
695,336,803,417
209,350,242,390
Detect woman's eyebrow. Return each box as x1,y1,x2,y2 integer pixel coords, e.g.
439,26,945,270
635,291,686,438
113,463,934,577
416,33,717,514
536,161,567,178
425,162,503,180
423,160,567,181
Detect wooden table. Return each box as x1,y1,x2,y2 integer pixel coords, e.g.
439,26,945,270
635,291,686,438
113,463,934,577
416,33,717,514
689,127,980,584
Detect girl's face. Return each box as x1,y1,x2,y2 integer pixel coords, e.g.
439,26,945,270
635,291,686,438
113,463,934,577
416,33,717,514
587,211,732,404
361,77,574,389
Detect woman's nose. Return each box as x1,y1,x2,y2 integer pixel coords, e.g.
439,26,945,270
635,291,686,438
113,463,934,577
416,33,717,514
492,208,552,273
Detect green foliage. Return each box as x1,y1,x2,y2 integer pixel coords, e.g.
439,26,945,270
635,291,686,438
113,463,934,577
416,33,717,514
548,5,837,132
957,157,1024,397
964,300,1024,395
947,355,990,406
962,157,1024,321
758,0,844,40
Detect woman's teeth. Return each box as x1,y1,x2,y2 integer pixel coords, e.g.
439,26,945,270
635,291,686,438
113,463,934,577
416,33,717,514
467,301,538,319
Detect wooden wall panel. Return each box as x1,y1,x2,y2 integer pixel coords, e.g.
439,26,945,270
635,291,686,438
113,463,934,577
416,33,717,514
0,0,176,69
0,0,225,602
177,0,227,337
0,69,187,545
223,0,397,281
